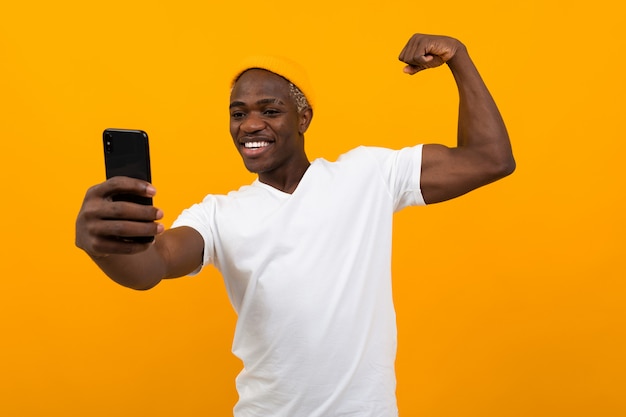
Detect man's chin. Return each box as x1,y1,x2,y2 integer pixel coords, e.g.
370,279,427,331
242,160,266,175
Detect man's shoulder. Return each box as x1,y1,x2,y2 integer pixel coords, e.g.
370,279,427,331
190,181,268,208
308,146,398,184
334,145,399,165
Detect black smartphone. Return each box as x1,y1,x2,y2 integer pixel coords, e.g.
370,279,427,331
103,128,154,243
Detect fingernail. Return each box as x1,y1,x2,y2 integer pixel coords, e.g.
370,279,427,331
146,184,157,195
155,209,164,220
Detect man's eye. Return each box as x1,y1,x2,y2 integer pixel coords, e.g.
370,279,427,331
264,109,280,116
231,112,245,119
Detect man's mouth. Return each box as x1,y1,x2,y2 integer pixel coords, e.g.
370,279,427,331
243,141,271,149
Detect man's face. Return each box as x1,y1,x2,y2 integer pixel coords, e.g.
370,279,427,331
229,69,309,176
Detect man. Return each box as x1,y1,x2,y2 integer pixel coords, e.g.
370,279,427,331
76,33,515,416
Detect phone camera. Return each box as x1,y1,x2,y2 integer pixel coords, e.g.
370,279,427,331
105,139,113,153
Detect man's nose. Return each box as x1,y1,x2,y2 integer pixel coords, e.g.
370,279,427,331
241,113,264,133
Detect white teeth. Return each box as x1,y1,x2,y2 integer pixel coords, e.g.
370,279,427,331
244,141,270,149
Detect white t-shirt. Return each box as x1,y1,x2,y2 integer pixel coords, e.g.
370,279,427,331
172,145,425,416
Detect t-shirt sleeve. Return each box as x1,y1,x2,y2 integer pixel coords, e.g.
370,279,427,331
171,196,216,275
363,144,426,211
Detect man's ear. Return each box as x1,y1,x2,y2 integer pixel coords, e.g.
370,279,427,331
299,107,313,134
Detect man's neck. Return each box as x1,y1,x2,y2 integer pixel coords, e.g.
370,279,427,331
258,160,311,194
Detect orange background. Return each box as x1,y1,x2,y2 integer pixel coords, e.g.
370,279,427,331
1,1,624,416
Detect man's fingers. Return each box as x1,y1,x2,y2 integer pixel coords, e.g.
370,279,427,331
84,218,164,254
97,219,163,239
100,200,163,222
401,53,444,71
402,55,440,75
87,176,156,200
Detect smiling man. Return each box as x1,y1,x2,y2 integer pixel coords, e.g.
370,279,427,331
76,33,515,416
229,63,313,193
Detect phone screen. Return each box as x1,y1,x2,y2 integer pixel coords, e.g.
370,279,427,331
103,128,154,243
103,128,152,206
104,129,151,180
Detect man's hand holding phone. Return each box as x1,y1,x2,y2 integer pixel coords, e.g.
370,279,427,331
75,128,163,258
75,176,164,258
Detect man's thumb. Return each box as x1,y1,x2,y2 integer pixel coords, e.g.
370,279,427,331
403,65,421,75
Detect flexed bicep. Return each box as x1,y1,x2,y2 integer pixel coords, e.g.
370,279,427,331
420,144,509,204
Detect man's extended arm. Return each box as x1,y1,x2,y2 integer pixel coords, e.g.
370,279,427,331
75,176,203,290
399,34,515,204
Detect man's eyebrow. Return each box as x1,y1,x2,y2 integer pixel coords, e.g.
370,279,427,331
229,101,245,109
229,98,285,109
257,98,285,106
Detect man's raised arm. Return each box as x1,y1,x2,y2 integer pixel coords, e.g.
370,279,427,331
399,33,515,204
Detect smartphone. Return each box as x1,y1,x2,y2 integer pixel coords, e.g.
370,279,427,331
103,128,154,243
